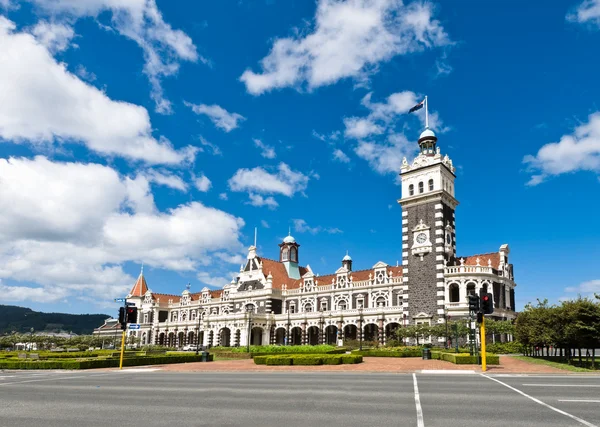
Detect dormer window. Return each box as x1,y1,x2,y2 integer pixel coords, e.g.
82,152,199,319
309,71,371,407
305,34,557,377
282,247,289,261
290,247,297,262
418,182,424,193
409,184,414,196
428,179,434,191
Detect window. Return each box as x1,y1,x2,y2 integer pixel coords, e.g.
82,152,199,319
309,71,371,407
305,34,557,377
418,182,424,193
428,179,434,191
409,184,414,196
305,303,313,312
282,247,289,261
376,297,387,307
320,301,328,311
449,284,460,303
337,301,347,311
466,283,476,296
289,303,296,314
356,298,364,309
290,247,297,262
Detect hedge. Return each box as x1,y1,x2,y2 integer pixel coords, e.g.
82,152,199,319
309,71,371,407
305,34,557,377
0,354,214,370
440,353,499,365
211,352,252,359
352,347,423,357
212,345,341,354
256,354,362,366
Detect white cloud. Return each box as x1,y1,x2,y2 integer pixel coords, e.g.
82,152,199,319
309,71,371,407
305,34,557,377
0,156,245,305
185,102,246,132
197,136,222,156
219,192,228,201
332,149,350,163
197,271,237,288
241,0,450,94
75,64,96,82
194,174,212,192
261,220,270,228
214,252,245,265
565,279,600,294
567,0,600,28
228,162,310,197
145,170,187,191
343,117,384,139
0,17,196,164
25,0,201,114
253,138,276,159
293,219,342,235
247,194,279,209
355,133,415,175
524,112,600,185
0,282,71,303
30,20,75,53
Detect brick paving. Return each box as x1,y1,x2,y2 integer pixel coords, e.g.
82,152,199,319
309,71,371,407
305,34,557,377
120,355,565,374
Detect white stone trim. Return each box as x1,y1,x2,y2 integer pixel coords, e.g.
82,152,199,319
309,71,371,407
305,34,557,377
402,259,408,266
402,252,408,258
402,243,409,249
435,220,443,227
437,309,445,315
435,203,443,209
402,227,408,233
402,211,408,217
437,300,444,305
437,291,445,296
435,238,443,244
436,255,445,261
402,235,408,241
435,246,444,252
435,212,443,218
436,264,444,270
403,277,409,282
436,273,445,279
435,229,443,235
402,219,408,225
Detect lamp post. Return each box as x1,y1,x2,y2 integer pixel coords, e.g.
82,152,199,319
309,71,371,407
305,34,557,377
195,306,202,356
328,313,332,345
318,309,324,345
358,307,363,351
246,304,253,353
286,302,291,346
29,327,34,351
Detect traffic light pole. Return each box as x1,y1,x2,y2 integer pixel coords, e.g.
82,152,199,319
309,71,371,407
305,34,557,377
480,317,487,372
119,330,126,369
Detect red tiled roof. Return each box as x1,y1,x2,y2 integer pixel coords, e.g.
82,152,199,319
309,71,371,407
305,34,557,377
459,253,500,269
152,293,181,303
313,265,403,286
129,273,148,297
261,258,306,290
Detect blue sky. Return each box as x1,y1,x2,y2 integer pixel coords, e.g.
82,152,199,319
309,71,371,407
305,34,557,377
0,0,599,316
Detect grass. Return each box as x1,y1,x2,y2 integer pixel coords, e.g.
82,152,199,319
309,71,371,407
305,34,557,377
512,356,598,372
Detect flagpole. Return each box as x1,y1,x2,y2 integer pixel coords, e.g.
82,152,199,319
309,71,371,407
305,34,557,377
425,96,429,129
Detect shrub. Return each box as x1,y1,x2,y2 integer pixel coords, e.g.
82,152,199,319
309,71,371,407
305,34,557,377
322,356,342,365
353,346,422,357
485,342,524,354
440,352,499,365
342,355,363,364
253,356,269,365
292,356,323,365
266,356,293,365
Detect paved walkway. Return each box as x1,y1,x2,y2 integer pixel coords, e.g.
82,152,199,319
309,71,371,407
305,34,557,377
135,356,566,373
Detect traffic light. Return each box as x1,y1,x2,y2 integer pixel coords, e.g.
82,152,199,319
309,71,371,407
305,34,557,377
476,312,484,323
118,307,126,330
126,306,138,324
481,293,494,314
468,294,480,312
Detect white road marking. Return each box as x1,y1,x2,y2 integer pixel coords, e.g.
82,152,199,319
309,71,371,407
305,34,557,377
0,372,118,386
482,374,598,427
559,400,600,403
113,368,161,373
419,370,475,374
412,373,425,427
523,384,600,387
491,375,600,378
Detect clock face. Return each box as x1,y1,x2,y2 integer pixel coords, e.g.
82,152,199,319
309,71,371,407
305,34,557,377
446,233,451,244
416,233,427,244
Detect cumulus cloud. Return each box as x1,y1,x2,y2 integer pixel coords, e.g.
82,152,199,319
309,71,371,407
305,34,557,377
567,0,600,28
0,156,245,305
240,0,450,94
30,20,75,53
219,192,228,201
185,102,246,132
0,17,196,164
197,136,222,156
524,112,600,185
293,219,342,235
355,133,415,175
228,163,310,197
261,220,270,228
23,0,201,113
253,138,276,159
247,194,279,209
144,170,187,191
194,174,212,192
332,149,351,163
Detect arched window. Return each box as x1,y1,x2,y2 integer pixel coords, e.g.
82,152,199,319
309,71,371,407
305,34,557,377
466,283,476,296
481,283,488,296
290,247,297,262
418,182,424,193
409,184,414,196
449,284,460,303
428,179,434,191
337,301,347,311
376,297,387,307
304,303,313,313
282,247,289,261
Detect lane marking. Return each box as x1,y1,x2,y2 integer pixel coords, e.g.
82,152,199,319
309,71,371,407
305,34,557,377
523,384,600,388
0,372,118,386
482,374,598,427
559,400,600,403
491,375,600,378
419,370,475,374
412,373,425,427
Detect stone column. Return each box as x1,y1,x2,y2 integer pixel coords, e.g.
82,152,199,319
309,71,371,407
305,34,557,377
301,322,307,345
337,320,343,344
379,318,385,345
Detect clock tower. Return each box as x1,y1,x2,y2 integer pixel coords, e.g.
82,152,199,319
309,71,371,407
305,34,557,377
398,127,458,327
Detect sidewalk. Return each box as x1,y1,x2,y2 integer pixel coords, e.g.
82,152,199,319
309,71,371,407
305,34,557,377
131,356,566,374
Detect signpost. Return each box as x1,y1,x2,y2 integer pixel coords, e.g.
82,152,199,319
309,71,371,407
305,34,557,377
114,298,126,303
129,324,141,330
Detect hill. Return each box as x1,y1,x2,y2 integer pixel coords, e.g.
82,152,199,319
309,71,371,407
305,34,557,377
0,305,110,335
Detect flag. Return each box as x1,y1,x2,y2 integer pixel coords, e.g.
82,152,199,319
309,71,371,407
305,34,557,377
408,99,425,113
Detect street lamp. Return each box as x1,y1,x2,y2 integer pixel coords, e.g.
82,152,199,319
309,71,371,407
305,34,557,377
318,309,324,345
358,307,363,351
195,306,203,356
246,304,253,353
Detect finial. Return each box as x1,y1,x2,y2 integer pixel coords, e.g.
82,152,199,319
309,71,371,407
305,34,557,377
141,262,144,274
288,226,291,236
186,282,191,291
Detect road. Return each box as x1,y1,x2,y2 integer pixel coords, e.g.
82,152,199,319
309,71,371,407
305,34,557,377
0,369,599,427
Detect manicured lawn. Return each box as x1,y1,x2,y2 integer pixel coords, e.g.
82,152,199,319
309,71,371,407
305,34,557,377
512,356,598,372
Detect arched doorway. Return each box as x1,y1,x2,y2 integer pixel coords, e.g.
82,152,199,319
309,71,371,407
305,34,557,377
187,331,195,346
290,327,302,345
326,325,338,345
307,326,319,346
234,330,241,347
385,323,400,343
344,324,357,340
158,332,165,345
197,331,204,347
219,328,231,347
178,332,185,348
363,324,379,342
208,330,214,348
141,332,147,345
251,327,263,346
449,283,460,302
167,332,175,347
275,327,286,345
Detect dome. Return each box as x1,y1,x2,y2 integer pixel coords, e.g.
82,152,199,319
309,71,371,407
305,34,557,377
342,254,352,261
419,128,436,139
283,234,296,244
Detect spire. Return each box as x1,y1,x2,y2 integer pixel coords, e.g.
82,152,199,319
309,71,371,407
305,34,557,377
129,266,148,297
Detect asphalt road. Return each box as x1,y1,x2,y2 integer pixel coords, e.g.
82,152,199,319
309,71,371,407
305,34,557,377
0,370,599,427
